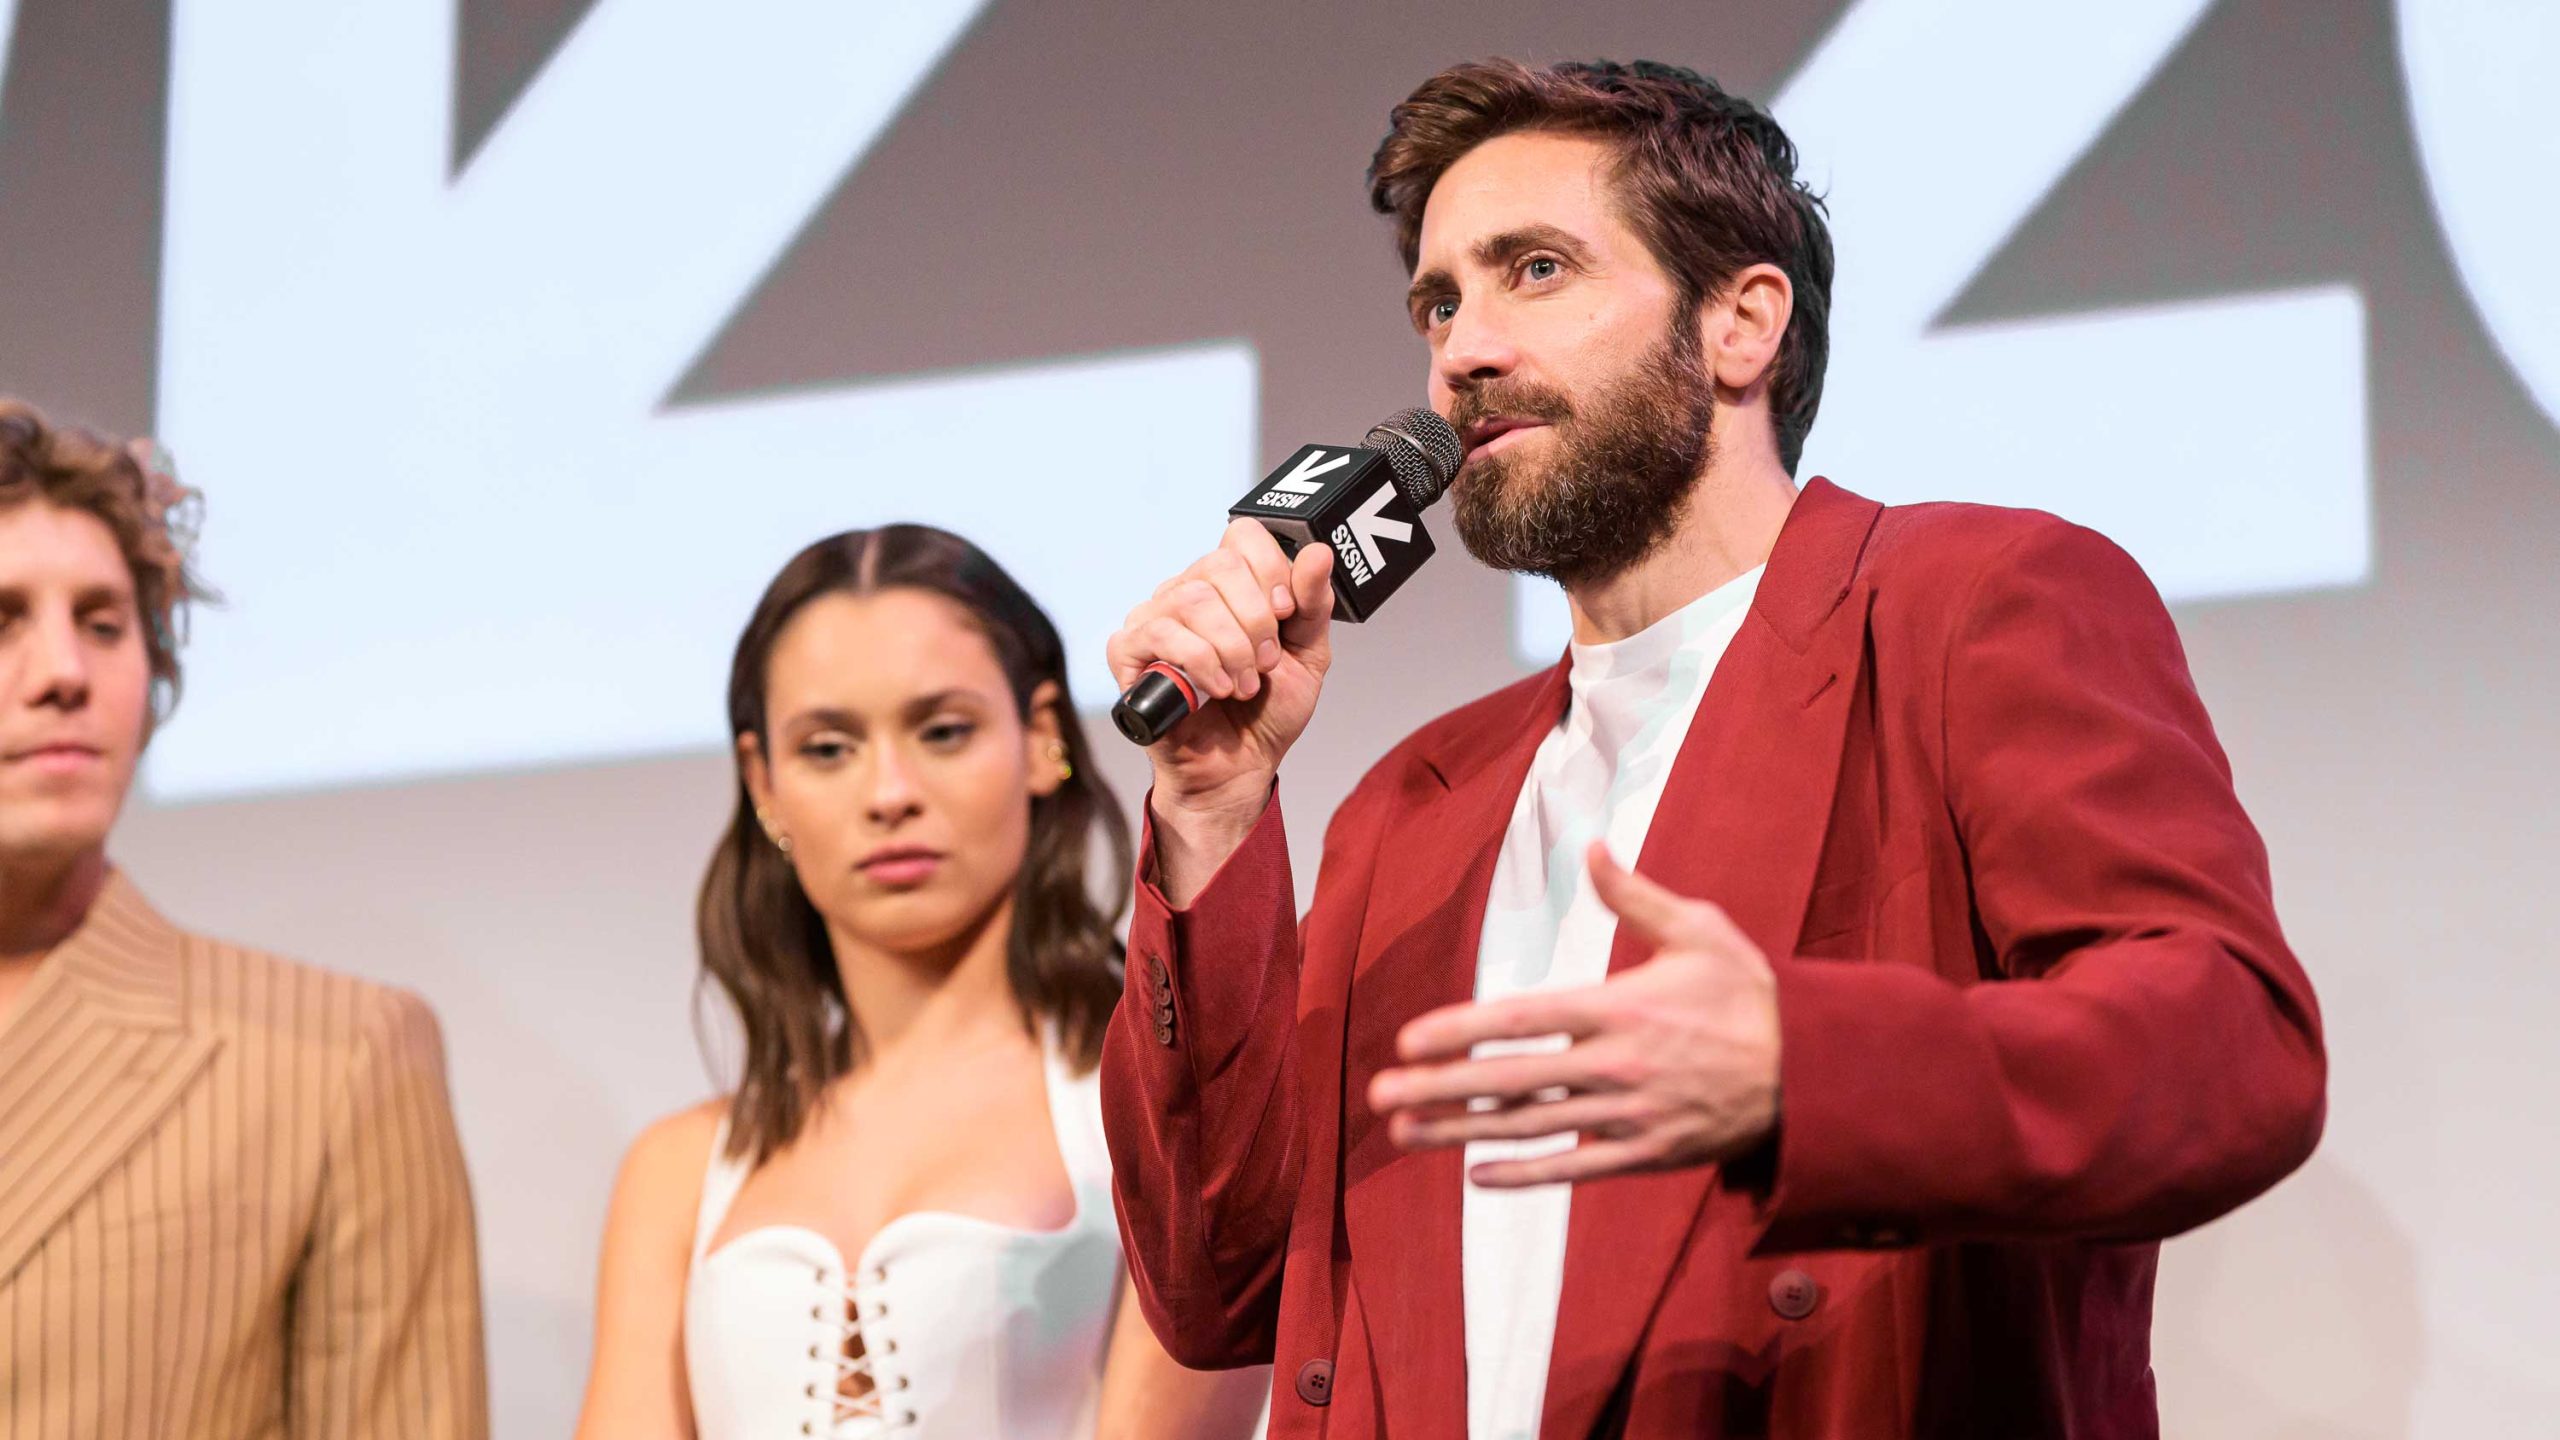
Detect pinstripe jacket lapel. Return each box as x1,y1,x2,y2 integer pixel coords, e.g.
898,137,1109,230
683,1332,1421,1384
0,872,221,1288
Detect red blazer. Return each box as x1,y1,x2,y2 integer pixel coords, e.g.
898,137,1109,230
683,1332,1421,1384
1101,477,2326,1439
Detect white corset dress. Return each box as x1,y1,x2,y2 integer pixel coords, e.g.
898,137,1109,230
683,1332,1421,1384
682,1037,1122,1439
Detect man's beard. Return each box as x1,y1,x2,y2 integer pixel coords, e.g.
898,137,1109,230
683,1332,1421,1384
1448,319,1714,589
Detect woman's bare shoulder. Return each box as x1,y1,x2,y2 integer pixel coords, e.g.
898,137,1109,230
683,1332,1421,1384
628,1097,729,1170
606,1097,731,1237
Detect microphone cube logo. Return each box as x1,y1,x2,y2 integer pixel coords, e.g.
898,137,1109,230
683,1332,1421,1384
1231,445,1436,622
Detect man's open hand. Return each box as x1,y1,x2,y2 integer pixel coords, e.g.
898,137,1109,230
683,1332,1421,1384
1367,842,1783,1187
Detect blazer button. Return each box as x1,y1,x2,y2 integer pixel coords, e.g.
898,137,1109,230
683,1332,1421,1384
1769,1269,1821,1321
1154,1017,1175,1047
1294,1358,1334,1406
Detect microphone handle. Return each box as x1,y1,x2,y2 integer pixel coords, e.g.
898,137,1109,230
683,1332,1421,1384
1111,662,1200,745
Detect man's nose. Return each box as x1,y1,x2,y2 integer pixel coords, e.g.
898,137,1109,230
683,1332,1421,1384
21,610,93,711
1438,300,1521,389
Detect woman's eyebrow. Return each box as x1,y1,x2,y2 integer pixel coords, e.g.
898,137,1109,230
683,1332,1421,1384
899,688,993,724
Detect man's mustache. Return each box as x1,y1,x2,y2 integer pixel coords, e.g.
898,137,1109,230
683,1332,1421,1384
1452,385,1574,434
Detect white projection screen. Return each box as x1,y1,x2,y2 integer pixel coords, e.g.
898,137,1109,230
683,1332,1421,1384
3,1,2554,1433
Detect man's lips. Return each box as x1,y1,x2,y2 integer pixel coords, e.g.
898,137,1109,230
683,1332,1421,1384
1461,417,1550,456
1,743,105,775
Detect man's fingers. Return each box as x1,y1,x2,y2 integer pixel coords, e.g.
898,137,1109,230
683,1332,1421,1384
1160,579,1267,699
1194,548,1284,680
1280,542,1334,656
1585,842,1738,952
1468,1135,1664,1188
1114,526,1306,699
1390,1091,1653,1151
1104,624,1148,691
1221,518,1297,617
1134,615,1239,700
1395,989,1605,1064
1368,1045,1612,1114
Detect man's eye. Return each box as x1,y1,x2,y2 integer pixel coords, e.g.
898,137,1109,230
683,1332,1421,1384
1427,297,1458,327
88,620,128,643
1523,256,1561,282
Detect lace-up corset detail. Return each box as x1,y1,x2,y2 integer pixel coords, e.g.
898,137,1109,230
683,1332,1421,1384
682,1035,1121,1440
808,1261,912,1435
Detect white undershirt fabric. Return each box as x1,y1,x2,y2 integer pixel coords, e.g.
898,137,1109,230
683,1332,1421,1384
1461,564,1764,1440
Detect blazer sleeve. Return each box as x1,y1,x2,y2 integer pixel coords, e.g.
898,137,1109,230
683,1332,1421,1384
289,987,491,1439
1101,789,1304,1369
1749,519,2327,1251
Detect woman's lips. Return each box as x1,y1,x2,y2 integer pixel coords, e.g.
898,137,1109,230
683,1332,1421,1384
858,852,944,887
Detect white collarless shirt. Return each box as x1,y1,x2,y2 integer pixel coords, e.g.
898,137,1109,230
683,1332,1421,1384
1462,564,1764,1440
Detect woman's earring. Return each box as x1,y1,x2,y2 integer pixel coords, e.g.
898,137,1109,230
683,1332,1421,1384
1048,740,1073,783
755,806,793,855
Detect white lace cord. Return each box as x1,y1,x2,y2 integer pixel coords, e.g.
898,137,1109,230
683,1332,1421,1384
804,1265,916,1435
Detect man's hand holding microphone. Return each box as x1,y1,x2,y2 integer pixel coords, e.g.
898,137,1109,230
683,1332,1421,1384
1103,404,1782,1187
1106,409,1461,905
1106,522,1337,906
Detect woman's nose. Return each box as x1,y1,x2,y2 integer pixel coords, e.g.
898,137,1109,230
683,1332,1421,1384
863,742,922,824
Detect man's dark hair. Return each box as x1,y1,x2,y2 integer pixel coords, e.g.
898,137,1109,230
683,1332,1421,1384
1369,58,1834,474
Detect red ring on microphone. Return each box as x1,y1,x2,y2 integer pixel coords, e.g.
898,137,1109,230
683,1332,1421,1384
1140,660,1199,712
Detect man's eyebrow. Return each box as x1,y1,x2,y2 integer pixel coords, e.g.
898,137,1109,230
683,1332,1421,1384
1406,266,1456,316
1407,224,1600,320
1471,224,1595,271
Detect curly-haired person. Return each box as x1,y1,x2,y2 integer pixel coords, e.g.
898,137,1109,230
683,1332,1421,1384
0,397,489,1439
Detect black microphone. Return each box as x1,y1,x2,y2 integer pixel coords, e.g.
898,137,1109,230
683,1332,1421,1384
1112,408,1464,746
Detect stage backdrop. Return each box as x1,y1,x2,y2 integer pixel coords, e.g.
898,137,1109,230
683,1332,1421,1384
5,1,2553,1433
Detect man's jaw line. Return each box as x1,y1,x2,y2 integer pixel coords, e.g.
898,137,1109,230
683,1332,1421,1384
1560,460,1798,645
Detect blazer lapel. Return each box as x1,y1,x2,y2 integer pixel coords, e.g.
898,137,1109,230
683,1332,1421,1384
1339,661,1570,1437
1541,478,1883,1437
0,872,220,1288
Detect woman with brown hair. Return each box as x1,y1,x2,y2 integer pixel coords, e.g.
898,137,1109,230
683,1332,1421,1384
573,525,1264,1439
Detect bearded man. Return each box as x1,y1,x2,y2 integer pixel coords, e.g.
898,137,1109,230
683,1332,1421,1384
1098,58,2325,1440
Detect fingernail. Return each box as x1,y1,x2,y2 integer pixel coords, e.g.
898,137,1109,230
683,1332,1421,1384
1272,584,1295,614
1257,639,1281,669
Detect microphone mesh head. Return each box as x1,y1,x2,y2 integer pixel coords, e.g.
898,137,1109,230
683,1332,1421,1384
1364,408,1464,508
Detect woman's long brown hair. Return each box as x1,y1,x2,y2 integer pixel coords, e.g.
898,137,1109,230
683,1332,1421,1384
697,524,1130,1163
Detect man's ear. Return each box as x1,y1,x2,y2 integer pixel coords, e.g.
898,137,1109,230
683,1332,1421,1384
1698,262,1794,395
1023,679,1067,798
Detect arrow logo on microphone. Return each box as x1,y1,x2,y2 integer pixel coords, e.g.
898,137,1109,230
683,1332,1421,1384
1270,448,1352,495
1342,483,1413,575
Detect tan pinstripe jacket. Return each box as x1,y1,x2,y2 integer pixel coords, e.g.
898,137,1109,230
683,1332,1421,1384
0,872,488,1438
